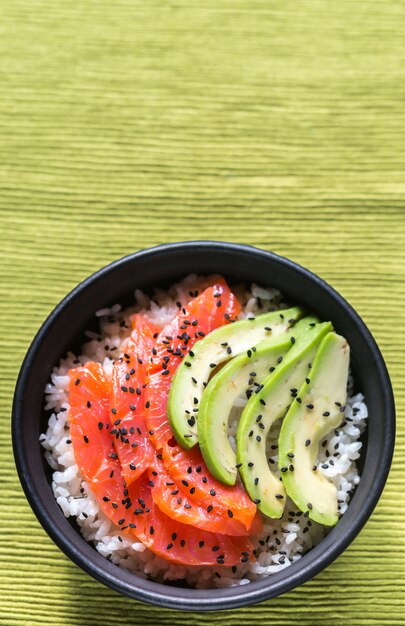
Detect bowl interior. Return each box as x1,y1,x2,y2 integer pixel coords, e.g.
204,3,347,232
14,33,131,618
13,242,394,610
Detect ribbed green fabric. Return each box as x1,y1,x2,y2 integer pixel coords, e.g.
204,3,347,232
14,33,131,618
1,1,404,624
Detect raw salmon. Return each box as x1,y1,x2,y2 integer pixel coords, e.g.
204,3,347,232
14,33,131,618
144,281,260,534
109,315,159,485
68,362,255,566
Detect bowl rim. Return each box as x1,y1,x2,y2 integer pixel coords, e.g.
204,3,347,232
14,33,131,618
12,240,396,611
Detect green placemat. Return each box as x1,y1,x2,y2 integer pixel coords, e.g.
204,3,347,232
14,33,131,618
1,1,404,624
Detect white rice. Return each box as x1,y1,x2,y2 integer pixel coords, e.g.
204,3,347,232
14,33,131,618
40,275,368,589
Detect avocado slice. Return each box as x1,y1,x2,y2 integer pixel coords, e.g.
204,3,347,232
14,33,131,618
168,306,304,449
198,316,319,485
278,332,350,526
236,321,332,518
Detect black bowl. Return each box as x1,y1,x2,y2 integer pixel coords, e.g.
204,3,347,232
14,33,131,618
12,241,395,611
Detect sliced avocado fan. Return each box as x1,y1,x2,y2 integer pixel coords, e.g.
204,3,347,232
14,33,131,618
168,306,304,448
278,332,350,526
236,321,333,519
197,316,319,485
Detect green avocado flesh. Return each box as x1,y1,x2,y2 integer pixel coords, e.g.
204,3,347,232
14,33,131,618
197,316,319,485
168,306,304,449
236,321,333,518
278,332,350,526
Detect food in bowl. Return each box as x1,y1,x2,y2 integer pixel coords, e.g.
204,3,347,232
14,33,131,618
40,274,367,588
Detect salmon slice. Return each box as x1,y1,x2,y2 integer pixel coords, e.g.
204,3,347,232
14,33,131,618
144,280,261,534
110,316,160,485
149,456,258,536
68,361,255,566
68,362,135,528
